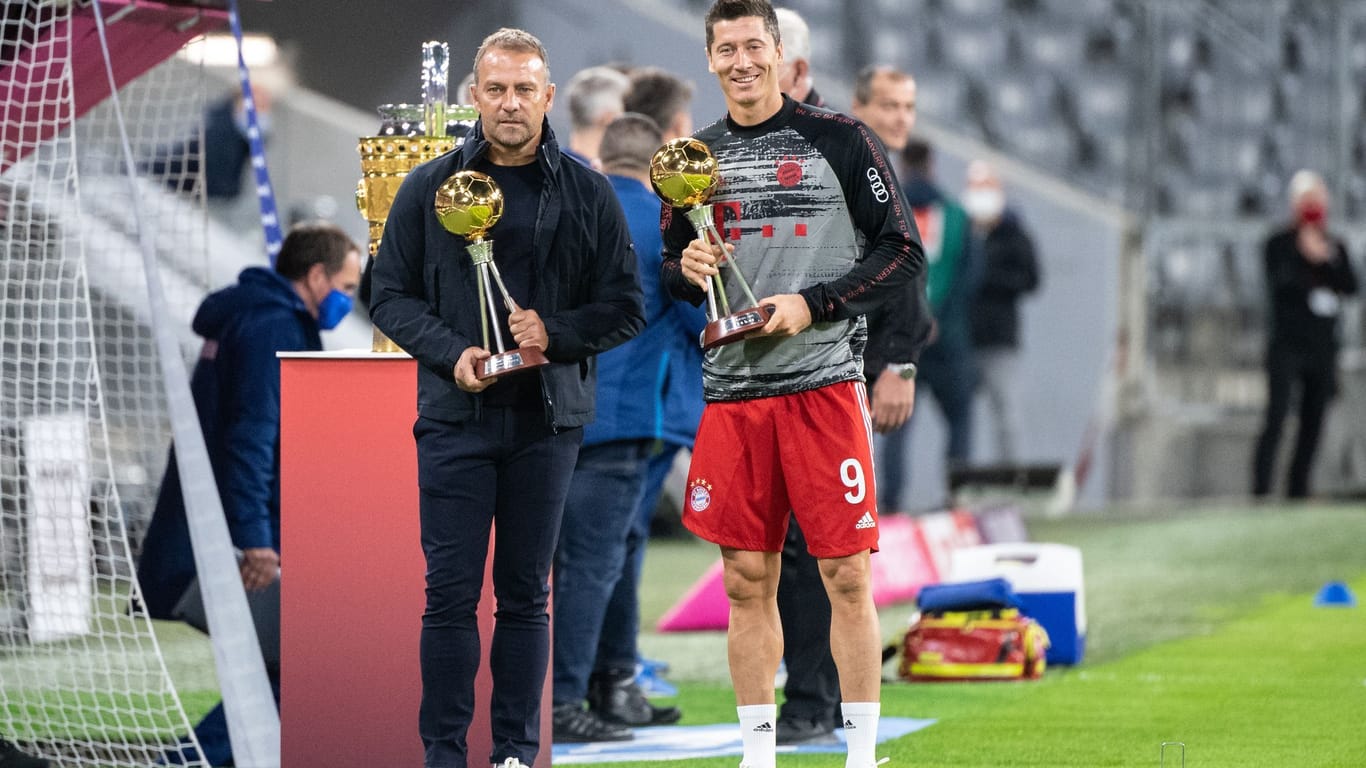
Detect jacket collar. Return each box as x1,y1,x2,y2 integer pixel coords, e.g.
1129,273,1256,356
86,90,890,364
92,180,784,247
459,116,562,174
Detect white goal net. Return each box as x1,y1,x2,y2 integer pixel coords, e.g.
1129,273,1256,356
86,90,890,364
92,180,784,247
1,3,215,764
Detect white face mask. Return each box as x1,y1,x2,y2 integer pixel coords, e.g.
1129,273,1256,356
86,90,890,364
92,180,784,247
963,187,1005,222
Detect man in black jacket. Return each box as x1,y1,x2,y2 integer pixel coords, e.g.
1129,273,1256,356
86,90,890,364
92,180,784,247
964,159,1039,464
1252,170,1358,498
369,27,644,768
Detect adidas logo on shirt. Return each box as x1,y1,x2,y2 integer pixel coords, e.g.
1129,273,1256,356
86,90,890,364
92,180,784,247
753,721,773,733
855,511,876,530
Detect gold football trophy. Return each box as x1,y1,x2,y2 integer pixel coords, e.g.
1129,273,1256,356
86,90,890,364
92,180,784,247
434,171,549,380
356,41,476,352
650,137,773,350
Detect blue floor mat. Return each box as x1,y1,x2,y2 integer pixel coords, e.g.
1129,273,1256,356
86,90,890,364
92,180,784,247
552,717,936,764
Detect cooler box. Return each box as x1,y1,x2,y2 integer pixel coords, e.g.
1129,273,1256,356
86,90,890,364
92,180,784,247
948,543,1086,664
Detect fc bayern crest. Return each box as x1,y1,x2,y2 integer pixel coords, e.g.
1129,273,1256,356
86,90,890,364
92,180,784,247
688,479,713,512
776,156,803,188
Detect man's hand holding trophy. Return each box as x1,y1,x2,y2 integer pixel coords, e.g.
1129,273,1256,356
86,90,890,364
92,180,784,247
650,137,775,350
435,170,550,388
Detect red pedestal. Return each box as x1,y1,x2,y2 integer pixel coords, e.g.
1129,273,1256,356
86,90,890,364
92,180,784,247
279,352,551,768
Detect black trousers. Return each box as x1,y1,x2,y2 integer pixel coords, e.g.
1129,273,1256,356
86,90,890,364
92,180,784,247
414,410,582,768
776,516,841,728
1252,349,1337,498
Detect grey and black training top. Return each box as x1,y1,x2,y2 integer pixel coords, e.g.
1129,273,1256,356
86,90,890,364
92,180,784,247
661,95,925,402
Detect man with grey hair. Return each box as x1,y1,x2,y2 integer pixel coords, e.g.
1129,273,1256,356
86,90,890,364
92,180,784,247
371,26,645,768
775,6,823,107
1252,169,1358,498
564,65,631,168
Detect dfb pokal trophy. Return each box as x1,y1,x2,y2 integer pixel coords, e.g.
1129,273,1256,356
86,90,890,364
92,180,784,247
650,137,773,350
434,171,549,380
356,40,477,352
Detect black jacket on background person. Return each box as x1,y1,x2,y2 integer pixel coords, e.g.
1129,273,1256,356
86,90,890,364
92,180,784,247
1263,226,1358,360
970,210,1039,350
369,117,645,428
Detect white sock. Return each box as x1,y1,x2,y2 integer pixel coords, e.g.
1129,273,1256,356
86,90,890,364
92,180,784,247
842,701,881,768
737,704,777,768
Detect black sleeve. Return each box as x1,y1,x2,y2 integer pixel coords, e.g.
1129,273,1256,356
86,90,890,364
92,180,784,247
797,118,925,323
660,200,709,306
1329,241,1359,296
540,175,646,360
864,267,934,375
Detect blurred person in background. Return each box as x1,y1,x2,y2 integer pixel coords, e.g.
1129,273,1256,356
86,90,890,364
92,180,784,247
1252,170,1358,499
964,159,1039,465
563,65,631,169
137,222,362,767
771,59,932,747
551,113,684,743
878,138,978,511
774,7,824,108
599,66,707,707
624,66,696,141
151,66,291,229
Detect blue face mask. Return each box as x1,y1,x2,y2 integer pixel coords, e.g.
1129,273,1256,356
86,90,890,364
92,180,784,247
317,289,353,330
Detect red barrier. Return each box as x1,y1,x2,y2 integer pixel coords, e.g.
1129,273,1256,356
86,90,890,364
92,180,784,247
280,353,550,768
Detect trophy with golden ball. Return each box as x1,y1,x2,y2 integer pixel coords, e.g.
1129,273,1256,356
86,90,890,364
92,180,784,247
434,171,549,380
650,137,773,350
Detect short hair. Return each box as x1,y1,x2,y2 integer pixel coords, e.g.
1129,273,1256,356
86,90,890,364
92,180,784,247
275,221,358,281
565,66,631,131
472,28,550,84
599,113,663,172
774,8,810,62
852,65,914,106
1288,169,1326,204
903,138,933,178
624,67,695,133
705,0,781,52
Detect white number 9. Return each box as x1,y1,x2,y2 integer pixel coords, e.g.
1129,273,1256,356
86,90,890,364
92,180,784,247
840,458,866,504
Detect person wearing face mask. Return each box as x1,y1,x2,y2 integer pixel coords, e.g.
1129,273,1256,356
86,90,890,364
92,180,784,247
136,221,362,767
963,160,1039,464
1252,170,1358,499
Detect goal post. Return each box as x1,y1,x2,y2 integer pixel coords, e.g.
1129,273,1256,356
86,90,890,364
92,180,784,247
0,2,260,765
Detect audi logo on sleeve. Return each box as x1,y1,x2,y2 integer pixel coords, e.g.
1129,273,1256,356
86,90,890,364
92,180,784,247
866,166,889,202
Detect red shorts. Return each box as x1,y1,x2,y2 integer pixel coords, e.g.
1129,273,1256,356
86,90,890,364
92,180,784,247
682,381,879,558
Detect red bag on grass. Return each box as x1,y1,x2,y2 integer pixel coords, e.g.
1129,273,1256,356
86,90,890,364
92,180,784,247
898,608,1049,682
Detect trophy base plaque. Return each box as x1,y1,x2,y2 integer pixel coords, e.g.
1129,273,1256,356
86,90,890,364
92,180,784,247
701,304,776,350
477,347,550,380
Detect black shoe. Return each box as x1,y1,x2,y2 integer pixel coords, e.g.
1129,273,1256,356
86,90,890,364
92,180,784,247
588,670,682,727
0,739,51,768
775,716,838,746
552,702,633,743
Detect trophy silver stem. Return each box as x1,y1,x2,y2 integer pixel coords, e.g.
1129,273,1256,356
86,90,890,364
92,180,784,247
476,267,491,351
685,205,725,318
479,262,509,353
485,260,521,314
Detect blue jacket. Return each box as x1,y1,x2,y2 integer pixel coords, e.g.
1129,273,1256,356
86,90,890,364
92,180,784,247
136,267,320,619
585,175,705,448
369,118,645,428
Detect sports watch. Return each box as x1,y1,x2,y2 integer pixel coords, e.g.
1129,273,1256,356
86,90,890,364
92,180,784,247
886,362,917,380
